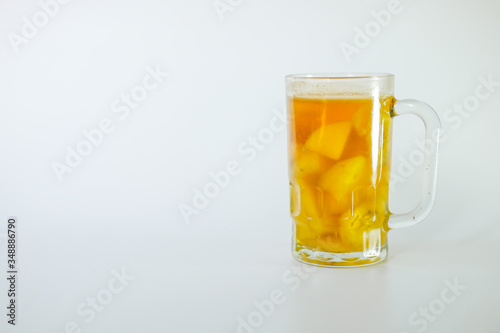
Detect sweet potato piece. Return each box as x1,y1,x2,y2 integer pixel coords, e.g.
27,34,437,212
305,121,351,160
296,150,327,176
319,156,367,201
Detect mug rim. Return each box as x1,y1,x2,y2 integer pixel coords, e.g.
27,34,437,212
286,73,394,80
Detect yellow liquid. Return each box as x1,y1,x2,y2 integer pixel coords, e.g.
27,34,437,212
288,96,394,255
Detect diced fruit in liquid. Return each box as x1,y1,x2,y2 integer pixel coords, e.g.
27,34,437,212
319,156,367,201
296,149,327,176
291,179,324,220
305,121,351,160
352,104,372,137
289,97,394,254
298,183,322,218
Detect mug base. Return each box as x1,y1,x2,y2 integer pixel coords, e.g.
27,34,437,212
292,243,388,268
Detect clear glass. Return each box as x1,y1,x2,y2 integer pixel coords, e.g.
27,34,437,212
286,73,441,267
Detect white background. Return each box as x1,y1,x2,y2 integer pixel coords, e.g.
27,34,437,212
1,0,500,332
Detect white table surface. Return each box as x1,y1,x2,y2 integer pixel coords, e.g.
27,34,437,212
1,0,500,332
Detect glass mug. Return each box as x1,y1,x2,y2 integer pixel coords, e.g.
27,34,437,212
286,73,441,267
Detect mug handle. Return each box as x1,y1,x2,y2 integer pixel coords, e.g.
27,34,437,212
388,99,442,229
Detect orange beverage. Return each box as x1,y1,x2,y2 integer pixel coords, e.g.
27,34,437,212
288,96,395,264
286,73,441,268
